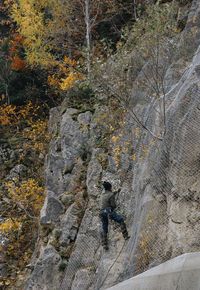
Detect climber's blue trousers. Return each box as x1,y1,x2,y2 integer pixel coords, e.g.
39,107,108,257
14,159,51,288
100,207,124,234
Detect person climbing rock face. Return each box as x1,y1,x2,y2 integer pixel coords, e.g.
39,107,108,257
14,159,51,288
99,181,130,250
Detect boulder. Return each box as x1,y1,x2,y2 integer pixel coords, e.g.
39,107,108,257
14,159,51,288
40,191,64,225
25,246,62,290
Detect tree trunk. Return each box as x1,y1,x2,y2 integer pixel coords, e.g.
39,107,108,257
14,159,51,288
133,0,137,20
85,0,91,79
5,83,10,105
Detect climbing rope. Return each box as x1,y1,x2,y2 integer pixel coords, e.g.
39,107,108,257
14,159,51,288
97,239,126,290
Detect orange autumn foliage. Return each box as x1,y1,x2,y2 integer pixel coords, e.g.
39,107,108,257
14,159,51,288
10,55,26,70
9,33,26,71
9,33,24,53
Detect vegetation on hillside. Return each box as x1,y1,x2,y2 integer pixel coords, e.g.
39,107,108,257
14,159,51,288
0,0,192,288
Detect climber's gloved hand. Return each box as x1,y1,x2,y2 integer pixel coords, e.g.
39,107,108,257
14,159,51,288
114,188,121,195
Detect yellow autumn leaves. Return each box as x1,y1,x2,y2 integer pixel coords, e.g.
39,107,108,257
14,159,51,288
6,179,44,214
0,101,39,126
0,103,17,125
0,218,21,233
0,179,44,234
0,178,44,288
47,56,84,91
11,0,53,67
0,101,48,283
0,101,50,155
48,71,83,91
11,0,84,92
23,119,50,153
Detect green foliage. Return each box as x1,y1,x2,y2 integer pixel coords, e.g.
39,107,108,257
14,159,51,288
93,2,180,140
62,83,95,110
124,3,179,55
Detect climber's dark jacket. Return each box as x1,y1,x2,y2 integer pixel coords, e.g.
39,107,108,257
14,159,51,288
99,188,129,243
100,190,117,210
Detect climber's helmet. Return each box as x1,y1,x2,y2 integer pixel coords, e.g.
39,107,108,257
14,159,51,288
102,181,112,191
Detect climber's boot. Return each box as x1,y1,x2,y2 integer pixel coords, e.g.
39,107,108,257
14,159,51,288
120,222,130,240
101,232,109,250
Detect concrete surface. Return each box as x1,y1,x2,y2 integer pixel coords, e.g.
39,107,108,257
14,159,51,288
106,252,200,290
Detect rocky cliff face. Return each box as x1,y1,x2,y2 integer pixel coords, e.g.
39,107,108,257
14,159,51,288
25,1,200,289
